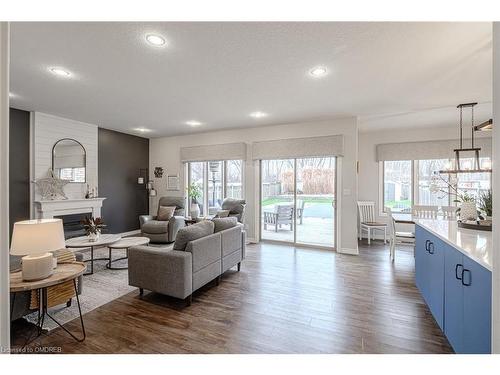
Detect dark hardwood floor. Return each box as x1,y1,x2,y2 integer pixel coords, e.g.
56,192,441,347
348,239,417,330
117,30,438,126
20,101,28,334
12,240,453,354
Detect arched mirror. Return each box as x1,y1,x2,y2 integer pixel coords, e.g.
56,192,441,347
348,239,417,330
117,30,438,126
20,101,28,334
52,138,86,183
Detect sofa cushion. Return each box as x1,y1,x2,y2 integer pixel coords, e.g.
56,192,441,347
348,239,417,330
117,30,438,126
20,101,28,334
173,220,215,251
212,217,238,233
158,206,176,221
142,220,169,234
215,209,230,218
221,198,245,213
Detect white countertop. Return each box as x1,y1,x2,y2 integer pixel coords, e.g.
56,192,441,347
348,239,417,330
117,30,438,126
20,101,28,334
415,219,492,271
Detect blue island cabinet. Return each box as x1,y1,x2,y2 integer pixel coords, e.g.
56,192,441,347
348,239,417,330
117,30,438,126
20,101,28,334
415,225,444,330
416,224,492,354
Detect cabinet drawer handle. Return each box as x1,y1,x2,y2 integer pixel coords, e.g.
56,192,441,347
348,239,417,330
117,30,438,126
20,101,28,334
461,269,472,286
425,240,430,252
428,242,435,254
455,264,463,280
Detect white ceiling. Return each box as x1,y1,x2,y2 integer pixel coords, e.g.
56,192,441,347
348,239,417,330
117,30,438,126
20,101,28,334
9,22,492,137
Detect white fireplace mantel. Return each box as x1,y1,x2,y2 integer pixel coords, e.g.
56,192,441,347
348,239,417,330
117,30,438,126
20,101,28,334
34,198,106,219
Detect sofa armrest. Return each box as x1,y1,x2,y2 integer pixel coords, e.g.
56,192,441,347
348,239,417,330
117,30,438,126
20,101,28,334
128,246,192,299
185,233,221,272
139,215,155,228
168,215,186,242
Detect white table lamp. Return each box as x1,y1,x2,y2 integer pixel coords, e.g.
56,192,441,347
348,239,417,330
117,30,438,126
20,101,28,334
10,219,66,281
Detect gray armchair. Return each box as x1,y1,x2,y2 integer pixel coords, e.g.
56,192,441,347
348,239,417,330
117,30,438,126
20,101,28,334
221,198,246,223
140,196,186,243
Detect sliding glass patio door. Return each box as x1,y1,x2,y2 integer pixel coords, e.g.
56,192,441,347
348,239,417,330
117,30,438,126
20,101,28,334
260,157,336,248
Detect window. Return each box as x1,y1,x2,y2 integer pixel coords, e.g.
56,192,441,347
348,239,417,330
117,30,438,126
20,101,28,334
383,160,412,213
456,157,491,202
226,160,243,199
187,160,244,216
381,157,492,213
188,162,205,215
416,159,450,206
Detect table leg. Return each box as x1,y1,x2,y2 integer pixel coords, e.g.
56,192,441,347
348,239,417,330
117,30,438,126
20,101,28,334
44,279,86,342
19,288,44,349
106,247,129,270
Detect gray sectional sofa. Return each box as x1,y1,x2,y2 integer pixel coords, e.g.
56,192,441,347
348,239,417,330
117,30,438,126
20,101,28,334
128,217,245,305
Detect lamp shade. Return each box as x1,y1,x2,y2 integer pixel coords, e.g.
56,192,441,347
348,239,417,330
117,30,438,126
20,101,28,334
10,219,66,256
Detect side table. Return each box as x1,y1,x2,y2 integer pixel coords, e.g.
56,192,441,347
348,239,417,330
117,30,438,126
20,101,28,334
10,262,87,345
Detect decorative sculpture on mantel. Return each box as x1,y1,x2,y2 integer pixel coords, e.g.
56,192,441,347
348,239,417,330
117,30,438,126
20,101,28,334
35,169,69,200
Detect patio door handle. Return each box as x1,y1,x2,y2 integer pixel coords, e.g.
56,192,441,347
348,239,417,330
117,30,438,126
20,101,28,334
425,240,430,252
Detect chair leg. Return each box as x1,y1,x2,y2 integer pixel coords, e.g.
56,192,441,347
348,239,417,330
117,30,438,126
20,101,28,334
367,228,371,245
237,262,241,272
384,228,387,244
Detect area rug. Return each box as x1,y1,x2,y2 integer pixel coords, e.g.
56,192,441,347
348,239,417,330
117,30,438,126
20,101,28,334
26,247,135,331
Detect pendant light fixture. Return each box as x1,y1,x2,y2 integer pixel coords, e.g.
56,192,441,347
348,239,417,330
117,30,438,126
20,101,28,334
439,102,492,175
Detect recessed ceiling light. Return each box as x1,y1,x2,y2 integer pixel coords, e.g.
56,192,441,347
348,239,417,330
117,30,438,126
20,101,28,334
250,111,268,119
146,34,166,47
186,120,202,127
309,66,328,78
133,127,152,133
49,67,71,77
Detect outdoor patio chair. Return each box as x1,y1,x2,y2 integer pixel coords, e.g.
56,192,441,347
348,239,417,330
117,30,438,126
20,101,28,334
264,203,294,232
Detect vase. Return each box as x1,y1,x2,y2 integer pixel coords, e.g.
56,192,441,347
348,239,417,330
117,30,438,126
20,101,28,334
88,231,100,242
190,203,200,219
460,202,477,221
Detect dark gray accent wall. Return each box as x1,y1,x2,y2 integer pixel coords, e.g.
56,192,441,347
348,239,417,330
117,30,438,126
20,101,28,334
98,128,149,234
9,108,31,238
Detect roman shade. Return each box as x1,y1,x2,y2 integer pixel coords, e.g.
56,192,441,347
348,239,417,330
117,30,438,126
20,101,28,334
251,135,344,160
376,137,492,161
180,142,247,162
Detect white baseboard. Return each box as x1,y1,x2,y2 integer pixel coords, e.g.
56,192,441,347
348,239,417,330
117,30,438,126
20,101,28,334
338,247,359,255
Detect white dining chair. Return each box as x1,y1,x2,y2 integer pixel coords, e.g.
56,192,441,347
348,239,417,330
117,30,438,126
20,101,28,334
440,206,458,220
412,205,439,219
357,201,387,245
386,207,416,262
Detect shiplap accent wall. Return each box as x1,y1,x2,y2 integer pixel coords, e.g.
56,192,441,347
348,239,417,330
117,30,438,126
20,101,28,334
32,112,98,204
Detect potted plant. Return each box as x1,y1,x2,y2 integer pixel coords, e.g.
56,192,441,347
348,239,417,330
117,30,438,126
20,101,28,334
187,183,202,219
478,190,492,220
81,216,106,242
429,173,478,221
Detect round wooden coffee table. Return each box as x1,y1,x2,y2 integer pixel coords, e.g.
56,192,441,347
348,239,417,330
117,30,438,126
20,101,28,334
66,234,121,275
10,262,87,344
106,237,150,270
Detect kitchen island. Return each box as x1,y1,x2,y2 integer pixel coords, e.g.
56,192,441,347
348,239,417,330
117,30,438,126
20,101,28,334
415,219,492,354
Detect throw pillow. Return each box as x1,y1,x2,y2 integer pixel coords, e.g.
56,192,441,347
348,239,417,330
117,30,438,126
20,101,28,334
215,209,230,218
173,220,215,251
157,206,176,221
212,217,238,233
